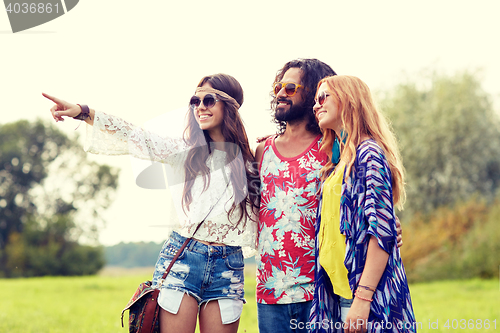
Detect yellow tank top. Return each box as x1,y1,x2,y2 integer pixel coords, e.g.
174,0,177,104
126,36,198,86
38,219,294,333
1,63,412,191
318,163,352,299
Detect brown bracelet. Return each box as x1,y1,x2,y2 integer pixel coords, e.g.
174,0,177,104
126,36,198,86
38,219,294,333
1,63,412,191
73,104,91,120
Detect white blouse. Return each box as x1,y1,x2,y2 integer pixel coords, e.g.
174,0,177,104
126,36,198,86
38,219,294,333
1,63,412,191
84,111,257,257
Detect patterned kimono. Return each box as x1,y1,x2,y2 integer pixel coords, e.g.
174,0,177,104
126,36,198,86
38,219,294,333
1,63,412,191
309,140,417,333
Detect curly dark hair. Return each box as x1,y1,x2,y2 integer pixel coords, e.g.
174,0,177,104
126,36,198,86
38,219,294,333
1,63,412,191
182,73,260,225
271,59,337,135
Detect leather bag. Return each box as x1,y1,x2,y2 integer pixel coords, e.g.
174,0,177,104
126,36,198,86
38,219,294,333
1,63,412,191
121,236,191,333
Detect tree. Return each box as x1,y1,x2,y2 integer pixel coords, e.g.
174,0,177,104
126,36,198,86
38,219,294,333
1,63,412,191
380,70,500,217
104,241,162,268
0,119,119,277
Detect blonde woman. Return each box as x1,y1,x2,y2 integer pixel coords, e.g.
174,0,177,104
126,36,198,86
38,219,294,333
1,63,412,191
309,76,416,332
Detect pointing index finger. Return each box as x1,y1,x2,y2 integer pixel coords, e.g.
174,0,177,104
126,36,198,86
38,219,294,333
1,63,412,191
42,92,62,104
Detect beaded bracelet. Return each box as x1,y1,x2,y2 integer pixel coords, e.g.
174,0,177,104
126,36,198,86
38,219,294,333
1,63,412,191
73,104,91,121
354,291,373,302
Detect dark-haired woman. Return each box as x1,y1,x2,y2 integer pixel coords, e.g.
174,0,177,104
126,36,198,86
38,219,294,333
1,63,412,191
44,73,259,333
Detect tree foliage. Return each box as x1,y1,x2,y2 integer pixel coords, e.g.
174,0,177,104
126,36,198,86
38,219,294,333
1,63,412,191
380,70,500,217
0,119,119,277
104,241,162,268
103,241,256,268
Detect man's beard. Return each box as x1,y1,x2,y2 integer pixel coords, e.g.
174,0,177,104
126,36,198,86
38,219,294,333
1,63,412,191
274,98,308,123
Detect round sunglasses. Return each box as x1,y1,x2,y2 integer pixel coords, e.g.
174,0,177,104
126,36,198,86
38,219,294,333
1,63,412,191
315,91,330,106
189,94,220,109
273,82,304,97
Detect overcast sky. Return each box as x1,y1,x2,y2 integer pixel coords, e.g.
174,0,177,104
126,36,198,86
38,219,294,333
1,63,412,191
1,0,499,245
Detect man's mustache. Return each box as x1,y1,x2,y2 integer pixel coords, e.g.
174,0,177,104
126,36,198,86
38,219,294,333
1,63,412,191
277,98,292,105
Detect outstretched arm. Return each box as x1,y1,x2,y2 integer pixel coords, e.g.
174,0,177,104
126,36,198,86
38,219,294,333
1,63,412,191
43,93,189,163
43,93,95,126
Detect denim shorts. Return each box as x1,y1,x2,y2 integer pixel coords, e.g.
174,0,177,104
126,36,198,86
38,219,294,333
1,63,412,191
152,231,245,324
339,296,353,322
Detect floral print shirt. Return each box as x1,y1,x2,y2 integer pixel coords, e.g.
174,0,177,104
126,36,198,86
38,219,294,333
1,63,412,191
256,135,327,304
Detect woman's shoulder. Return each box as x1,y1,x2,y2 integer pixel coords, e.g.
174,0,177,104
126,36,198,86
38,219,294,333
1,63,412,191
356,139,385,163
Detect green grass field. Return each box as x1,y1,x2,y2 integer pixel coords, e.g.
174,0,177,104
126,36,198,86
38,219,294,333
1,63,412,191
0,266,498,333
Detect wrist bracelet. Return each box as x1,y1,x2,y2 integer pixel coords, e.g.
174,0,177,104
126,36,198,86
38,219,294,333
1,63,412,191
358,284,376,292
355,291,373,302
74,104,91,120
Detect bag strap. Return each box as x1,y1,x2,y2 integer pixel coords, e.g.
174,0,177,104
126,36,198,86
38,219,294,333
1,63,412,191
158,182,230,283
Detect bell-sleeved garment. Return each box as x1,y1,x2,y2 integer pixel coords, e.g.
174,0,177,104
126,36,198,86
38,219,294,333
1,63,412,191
309,140,416,332
84,111,257,257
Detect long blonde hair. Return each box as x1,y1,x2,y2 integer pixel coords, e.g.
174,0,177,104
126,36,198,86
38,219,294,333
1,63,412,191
318,75,406,209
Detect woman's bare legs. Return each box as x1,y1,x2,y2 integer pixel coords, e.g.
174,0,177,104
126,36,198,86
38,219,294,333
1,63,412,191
199,300,239,333
159,294,198,333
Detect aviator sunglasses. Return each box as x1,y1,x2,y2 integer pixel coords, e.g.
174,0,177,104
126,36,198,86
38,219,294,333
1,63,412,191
273,82,304,97
189,94,220,109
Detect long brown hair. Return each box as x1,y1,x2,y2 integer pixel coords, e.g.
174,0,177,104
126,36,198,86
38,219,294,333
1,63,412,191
318,75,406,209
182,73,259,223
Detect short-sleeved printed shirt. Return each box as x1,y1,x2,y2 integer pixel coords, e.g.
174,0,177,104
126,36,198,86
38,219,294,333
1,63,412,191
256,135,327,304
309,140,417,332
